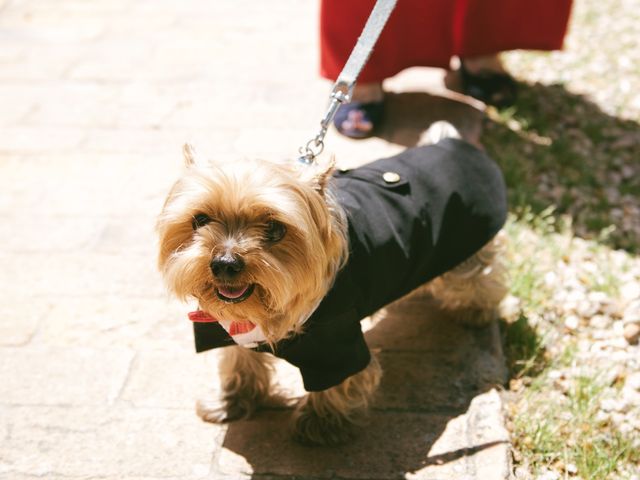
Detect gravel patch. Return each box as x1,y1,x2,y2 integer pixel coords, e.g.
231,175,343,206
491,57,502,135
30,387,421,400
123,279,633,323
502,223,640,479
492,1,640,472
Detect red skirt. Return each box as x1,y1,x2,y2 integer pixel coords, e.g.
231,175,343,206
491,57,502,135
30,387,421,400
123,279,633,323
320,0,573,82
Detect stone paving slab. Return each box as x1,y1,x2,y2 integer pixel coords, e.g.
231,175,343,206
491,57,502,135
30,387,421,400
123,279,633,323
0,0,512,478
0,253,163,298
119,349,222,409
26,298,188,348
0,346,135,406
1,405,222,478
206,303,508,479
216,390,508,480
0,301,50,346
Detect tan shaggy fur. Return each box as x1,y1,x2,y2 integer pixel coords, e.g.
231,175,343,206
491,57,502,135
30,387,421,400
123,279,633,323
157,134,507,446
424,231,508,325
157,149,348,343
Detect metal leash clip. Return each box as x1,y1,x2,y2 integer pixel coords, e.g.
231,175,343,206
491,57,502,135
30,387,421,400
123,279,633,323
298,82,351,165
296,0,397,166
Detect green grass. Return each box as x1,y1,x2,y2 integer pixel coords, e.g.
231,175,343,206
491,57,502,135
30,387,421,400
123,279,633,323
504,210,566,312
501,313,548,379
500,213,636,478
482,82,640,253
512,370,640,479
480,3,639,474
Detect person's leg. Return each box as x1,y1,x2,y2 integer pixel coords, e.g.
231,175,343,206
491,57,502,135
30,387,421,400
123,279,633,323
460,54,507,75
455,54,518,108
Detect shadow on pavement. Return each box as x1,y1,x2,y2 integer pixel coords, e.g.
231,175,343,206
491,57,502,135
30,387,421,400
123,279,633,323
377,91,485,148
221,293,507,478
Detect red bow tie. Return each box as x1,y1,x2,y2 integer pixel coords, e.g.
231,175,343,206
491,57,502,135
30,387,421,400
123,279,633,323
188,310,255,336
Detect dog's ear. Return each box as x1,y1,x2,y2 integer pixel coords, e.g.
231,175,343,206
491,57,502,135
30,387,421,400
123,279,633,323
315,155,335,196
307,155,336,196
182,143,199,167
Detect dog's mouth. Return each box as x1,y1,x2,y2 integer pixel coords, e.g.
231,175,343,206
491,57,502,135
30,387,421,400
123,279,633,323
215,284,255,304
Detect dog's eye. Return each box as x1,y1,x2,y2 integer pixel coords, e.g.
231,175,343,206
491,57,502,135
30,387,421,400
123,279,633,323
192,213,212,230
265,220,286,243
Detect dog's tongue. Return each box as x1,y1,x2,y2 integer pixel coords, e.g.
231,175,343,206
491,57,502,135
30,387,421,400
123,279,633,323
218,285,249,299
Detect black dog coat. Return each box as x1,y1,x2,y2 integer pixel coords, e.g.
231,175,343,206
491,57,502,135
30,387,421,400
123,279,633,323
193,138,507,391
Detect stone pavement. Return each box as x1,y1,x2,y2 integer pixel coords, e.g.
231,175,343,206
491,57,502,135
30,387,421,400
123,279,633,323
0,0,510,478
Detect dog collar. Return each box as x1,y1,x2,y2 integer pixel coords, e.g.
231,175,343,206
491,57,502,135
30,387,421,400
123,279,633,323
188,310,267,348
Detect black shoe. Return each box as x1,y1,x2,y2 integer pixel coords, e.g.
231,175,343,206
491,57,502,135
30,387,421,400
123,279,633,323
459,61,517,108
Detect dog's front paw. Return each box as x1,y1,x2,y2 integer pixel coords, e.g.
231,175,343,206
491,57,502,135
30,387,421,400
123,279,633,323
292,403,354,446
196,396,256,423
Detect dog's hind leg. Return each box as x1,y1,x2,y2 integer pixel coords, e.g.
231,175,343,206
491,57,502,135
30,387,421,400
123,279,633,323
426,232,508,326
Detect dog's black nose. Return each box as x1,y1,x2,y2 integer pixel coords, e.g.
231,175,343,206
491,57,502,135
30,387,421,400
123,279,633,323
211,253,244,279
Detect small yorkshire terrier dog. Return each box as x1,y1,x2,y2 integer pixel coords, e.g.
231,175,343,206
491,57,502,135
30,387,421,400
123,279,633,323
157,122,508,445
